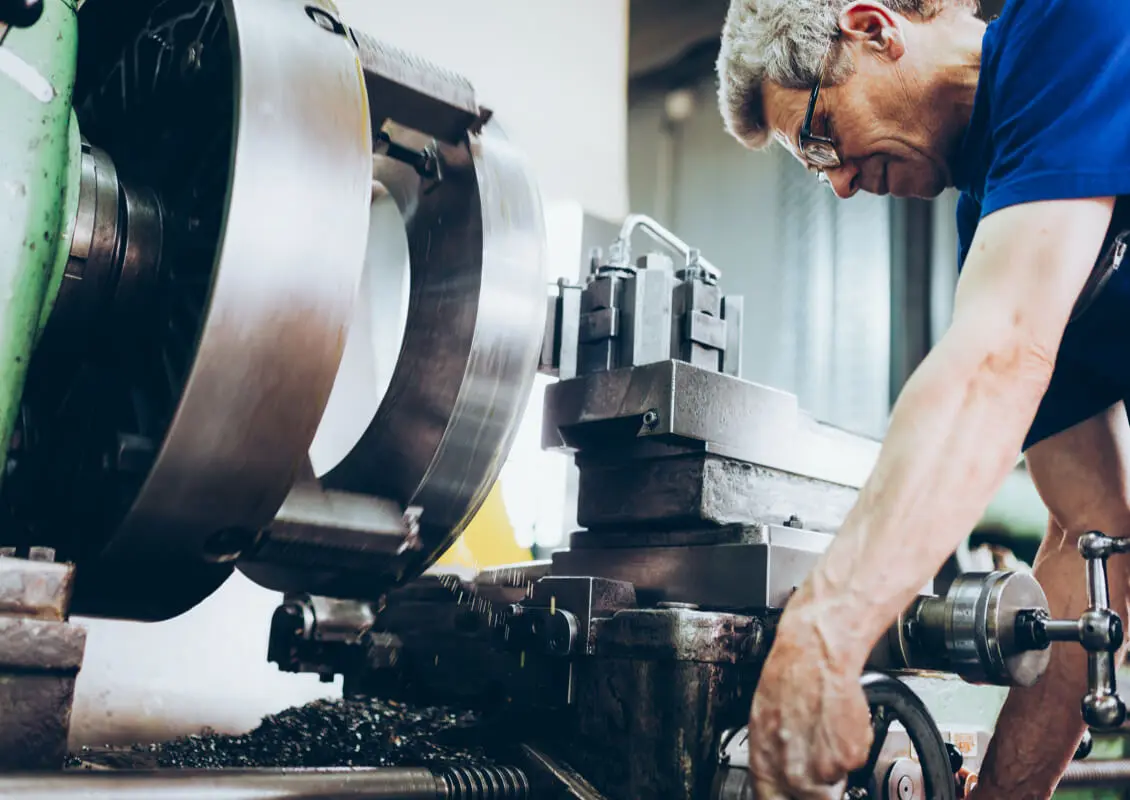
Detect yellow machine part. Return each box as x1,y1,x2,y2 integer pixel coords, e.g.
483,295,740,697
436,481,531,569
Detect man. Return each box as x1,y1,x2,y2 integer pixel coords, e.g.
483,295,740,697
715,0,1130,797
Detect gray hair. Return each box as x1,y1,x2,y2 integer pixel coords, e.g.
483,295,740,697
716,0,975,149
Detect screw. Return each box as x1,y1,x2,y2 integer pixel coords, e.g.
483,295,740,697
642,409,660,430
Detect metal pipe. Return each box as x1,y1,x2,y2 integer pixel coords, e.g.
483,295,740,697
0,766,529,800
613,214,721,280
1060,759,1130,788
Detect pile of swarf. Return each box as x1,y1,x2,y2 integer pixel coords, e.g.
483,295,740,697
68,697,493,770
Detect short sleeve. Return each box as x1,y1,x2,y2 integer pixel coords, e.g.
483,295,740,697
955,192,980,271
982,0,1130,218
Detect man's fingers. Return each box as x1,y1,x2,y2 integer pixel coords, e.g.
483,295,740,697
754,776,847,800
753,777,787,800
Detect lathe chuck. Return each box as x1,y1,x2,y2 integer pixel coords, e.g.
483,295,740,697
2,0,547,621
4,0,371,619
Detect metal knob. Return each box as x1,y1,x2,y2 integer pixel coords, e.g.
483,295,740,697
1075,729,1094,761
0,0,43,27
1083,692,1126,730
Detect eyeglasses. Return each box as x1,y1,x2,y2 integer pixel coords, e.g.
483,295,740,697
798,40,842,173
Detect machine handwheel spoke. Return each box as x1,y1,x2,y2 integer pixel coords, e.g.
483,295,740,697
845,674,956,800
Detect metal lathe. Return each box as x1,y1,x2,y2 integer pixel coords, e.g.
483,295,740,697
2,0,1130,798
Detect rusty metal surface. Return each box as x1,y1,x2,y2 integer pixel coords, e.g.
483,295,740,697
528,577,637,656
0,617,86,671
0,672,81,771
0,558,73,619
0,574,85,772
591,608,765,665
571,658,747,800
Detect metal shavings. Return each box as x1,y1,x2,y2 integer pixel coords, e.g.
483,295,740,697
67,697,494,770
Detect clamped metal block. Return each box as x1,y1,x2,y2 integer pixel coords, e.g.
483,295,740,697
0,555,86,770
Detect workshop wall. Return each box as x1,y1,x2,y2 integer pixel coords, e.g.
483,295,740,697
337,0,630,222
69,0,631,748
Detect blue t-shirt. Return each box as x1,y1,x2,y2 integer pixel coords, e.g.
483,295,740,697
953,0,1130,450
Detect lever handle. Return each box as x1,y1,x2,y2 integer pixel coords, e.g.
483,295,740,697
1021,532,1130,731
1080,539,1126,728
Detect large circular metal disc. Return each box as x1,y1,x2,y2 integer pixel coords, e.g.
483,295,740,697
239,118,548,599
6,0,371,620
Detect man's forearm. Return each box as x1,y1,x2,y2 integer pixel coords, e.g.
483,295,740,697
778,332,1051,663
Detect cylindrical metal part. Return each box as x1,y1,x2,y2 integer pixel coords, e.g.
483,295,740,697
1060,759,1130,788
435,765,531,799
0,766,532,799
1088,557,1111,613
1042,619,1082,641
0,768,444,799
882,572,1052,687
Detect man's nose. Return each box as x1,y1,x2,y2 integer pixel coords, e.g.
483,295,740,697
823,164,858,199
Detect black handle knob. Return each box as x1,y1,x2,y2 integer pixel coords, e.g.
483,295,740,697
0,0,43,28
1083,692,1126,730
1075,729,1094,761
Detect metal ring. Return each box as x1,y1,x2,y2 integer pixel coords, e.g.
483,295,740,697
67,0,371,619
240,117,548,598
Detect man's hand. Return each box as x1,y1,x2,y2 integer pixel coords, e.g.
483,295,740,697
748,618,872,799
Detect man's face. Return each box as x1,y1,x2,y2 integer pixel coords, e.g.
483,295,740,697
762,17,955,200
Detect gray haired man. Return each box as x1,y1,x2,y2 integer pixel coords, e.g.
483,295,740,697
716,0,1130,797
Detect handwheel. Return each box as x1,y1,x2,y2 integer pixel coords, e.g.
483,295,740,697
845,674,957,800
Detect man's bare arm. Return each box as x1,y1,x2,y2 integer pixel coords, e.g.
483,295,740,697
776,197,1116,665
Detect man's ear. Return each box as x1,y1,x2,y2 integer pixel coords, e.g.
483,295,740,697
838,2,906,61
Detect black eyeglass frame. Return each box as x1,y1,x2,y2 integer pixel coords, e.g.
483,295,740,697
798,40,842,172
